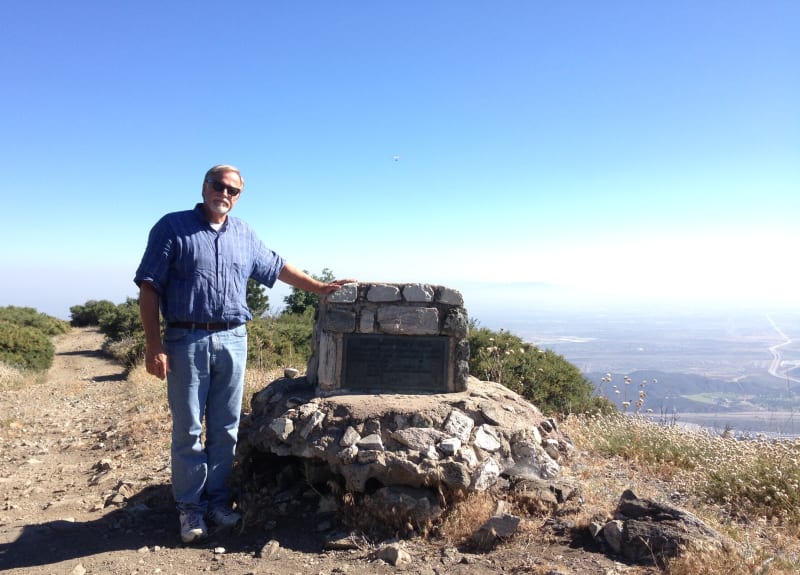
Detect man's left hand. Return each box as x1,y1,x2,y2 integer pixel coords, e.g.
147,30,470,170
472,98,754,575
318,279,356,295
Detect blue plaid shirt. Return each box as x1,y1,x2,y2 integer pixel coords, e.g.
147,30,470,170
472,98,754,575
134,204,285,324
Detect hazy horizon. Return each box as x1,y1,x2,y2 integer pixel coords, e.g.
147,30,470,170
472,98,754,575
5,279,795,324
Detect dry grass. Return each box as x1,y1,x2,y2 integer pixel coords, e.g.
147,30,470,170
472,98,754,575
565,413,800,522
437,491,498,544
243,365,285,413
0,362,43,435
563,413,800,574
0,361,33,391
665,537,800,575
118,364,172,457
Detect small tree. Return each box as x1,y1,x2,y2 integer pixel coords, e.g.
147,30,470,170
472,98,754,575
92,298,146,367
70,300,117,326
246,279,270,318
283,268,335,316
97,298,143,341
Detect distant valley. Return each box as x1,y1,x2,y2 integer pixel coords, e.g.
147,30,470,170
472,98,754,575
472,298,800,437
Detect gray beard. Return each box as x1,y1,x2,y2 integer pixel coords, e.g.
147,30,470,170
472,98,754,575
208,203,230,216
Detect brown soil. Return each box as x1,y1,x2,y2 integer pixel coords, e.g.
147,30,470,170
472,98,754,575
0,328,657,575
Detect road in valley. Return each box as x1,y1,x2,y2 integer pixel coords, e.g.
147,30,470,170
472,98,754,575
766,315,800,385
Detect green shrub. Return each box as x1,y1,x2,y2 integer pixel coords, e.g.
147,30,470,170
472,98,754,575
0,320,55,371
97,298,143,341
247,311,314,370
0,306,70,336
70,300,117,326
0,306,66,372
88,298,146,367
468,324,612,415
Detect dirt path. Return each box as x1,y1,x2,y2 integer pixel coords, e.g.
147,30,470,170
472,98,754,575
1,329,164,573
0,328,645,575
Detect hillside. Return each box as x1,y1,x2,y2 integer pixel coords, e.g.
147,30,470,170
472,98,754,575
1,328,796,574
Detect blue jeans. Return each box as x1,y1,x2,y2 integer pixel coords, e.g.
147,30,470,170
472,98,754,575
163,324,248,514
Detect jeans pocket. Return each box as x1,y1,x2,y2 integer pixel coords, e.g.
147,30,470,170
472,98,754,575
163,327,189,343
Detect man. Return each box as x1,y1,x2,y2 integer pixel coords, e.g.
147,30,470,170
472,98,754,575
134,164,350,543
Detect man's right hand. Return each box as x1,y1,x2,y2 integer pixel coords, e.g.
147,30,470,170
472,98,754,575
139,282,169,380
145,348,169,380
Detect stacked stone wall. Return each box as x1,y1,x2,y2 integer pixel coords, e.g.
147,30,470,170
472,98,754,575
306,282,470,395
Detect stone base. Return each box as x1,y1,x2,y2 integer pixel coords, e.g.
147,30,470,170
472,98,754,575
242,376,570,494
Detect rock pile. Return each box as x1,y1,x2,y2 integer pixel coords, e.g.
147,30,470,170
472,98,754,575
237,374,575,531
242,375,571,490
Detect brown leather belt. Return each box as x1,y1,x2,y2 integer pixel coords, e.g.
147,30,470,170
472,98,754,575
166,321,243,331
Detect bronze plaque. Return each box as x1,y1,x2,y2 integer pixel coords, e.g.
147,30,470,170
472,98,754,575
343,334,449,392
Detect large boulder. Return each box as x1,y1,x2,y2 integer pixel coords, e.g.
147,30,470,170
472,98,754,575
591,490,730,566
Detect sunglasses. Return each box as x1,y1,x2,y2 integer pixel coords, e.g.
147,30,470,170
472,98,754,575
206,178,241,197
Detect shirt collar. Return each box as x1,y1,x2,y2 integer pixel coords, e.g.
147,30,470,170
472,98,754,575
193,203,228,229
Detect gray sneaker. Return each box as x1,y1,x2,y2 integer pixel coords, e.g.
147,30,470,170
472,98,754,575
179,511,208,543
208,506,241,529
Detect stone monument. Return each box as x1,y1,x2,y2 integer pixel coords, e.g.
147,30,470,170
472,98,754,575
306,282,470,395
237,281,575,540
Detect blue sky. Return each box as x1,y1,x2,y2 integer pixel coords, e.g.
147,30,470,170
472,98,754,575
1,1,797,320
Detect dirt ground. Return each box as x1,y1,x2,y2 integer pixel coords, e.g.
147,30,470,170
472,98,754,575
0,328,656,575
